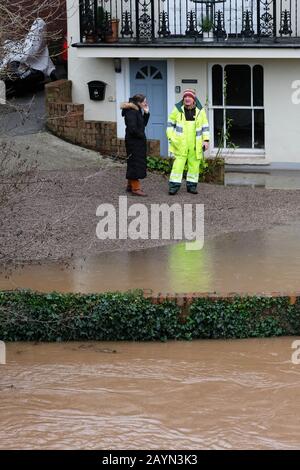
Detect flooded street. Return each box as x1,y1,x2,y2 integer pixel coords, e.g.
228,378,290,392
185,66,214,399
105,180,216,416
1,338,300,450
1,224,300,294
225,169,300,190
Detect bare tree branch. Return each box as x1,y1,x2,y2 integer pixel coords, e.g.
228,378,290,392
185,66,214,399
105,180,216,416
0,0,66,81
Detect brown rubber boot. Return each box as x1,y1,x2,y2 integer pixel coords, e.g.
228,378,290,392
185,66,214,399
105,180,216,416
130,179,147,196
131,188,147,197
126,180,132,192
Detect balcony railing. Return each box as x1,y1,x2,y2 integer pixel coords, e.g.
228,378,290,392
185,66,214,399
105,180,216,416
79,0,300,44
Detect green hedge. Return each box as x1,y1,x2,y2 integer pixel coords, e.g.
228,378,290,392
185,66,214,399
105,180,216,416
147,156,224,185
0,290,300,342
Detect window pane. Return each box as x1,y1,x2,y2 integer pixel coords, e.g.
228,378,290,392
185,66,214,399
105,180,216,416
153,71,162,79
212,64,223,106
253,65,264,106
213,109,224,147
254,109,265,148
225,65,251,106
136,71,145,79
226,109,252,148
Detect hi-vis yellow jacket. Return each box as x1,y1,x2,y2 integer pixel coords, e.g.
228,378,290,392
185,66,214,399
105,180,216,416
166,98,210,159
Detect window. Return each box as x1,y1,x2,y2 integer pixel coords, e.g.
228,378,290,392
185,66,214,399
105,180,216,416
211,64,264,150
136,66,163,80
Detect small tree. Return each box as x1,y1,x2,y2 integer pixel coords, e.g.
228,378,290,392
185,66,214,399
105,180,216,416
0,0,66,81
215,72,238,158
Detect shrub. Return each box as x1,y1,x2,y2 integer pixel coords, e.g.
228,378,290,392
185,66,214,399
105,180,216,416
0,291,299,342
147,156,224,184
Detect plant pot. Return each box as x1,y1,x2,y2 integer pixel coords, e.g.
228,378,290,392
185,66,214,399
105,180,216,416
105,19,120,43
85,33,97,43
202,31,214,42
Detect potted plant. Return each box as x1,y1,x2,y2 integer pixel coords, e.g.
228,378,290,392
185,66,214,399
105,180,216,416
97,6,106,41
83,6,97,43
201,17,214,42
97,7,119,43
104,17,120,43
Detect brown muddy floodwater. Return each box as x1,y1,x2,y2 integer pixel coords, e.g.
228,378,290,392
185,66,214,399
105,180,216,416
1,338,300,450
1,224,300,294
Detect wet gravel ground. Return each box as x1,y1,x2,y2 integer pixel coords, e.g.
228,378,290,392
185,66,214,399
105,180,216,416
1,165,300,263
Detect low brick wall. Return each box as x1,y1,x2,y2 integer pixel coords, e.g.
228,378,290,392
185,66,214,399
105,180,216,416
1,289,299,341
45,79,161,158
142,290,299,318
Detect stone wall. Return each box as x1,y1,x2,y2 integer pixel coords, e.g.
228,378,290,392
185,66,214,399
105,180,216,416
45,79,161,158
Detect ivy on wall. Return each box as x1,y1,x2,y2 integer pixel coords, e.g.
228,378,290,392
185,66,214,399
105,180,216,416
1,290,300,342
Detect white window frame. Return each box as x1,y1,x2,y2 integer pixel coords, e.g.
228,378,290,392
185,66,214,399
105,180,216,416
208,62,265,155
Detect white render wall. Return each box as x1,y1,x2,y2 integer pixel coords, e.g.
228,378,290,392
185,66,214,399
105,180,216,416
174,59,208,107
264,59,300,163
67,0,116,122
69,56,116,122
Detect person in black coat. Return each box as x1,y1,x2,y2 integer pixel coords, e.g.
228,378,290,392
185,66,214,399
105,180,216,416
121,94,150,196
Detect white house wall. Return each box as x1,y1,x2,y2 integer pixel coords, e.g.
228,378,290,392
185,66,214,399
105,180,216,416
264,59,300,164
69,56,116,121
67,0,116,121
174,59,208,106
76,46,300,60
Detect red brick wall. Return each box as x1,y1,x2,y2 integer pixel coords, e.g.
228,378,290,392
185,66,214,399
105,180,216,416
45,79,161,158
142,290,298,319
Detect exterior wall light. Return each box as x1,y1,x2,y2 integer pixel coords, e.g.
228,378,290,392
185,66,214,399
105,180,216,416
114,58,122,73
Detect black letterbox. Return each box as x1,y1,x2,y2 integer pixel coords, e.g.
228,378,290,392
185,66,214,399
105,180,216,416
87,81,107,101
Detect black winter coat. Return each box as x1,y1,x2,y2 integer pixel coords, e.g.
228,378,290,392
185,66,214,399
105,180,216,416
121,101,150,180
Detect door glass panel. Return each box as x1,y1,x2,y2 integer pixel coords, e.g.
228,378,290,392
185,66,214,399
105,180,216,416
141,66,149,76
153,71,162,79
150,66,158,76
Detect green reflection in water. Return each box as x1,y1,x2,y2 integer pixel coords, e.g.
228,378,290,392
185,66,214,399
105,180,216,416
168,242,213,292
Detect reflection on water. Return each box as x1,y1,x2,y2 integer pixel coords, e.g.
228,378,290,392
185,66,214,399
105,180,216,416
1,339,300,450
1,224,300,294
225,170,300,190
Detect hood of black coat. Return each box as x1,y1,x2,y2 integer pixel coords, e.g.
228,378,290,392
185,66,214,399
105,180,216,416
120,100,140,116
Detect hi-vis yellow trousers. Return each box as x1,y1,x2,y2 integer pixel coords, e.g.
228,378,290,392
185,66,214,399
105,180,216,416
169,120,201,187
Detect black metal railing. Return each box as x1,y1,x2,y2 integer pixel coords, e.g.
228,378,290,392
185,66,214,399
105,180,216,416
79,0,300,43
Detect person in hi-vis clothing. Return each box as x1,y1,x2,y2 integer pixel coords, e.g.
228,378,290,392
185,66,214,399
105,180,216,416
166,89,210,195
